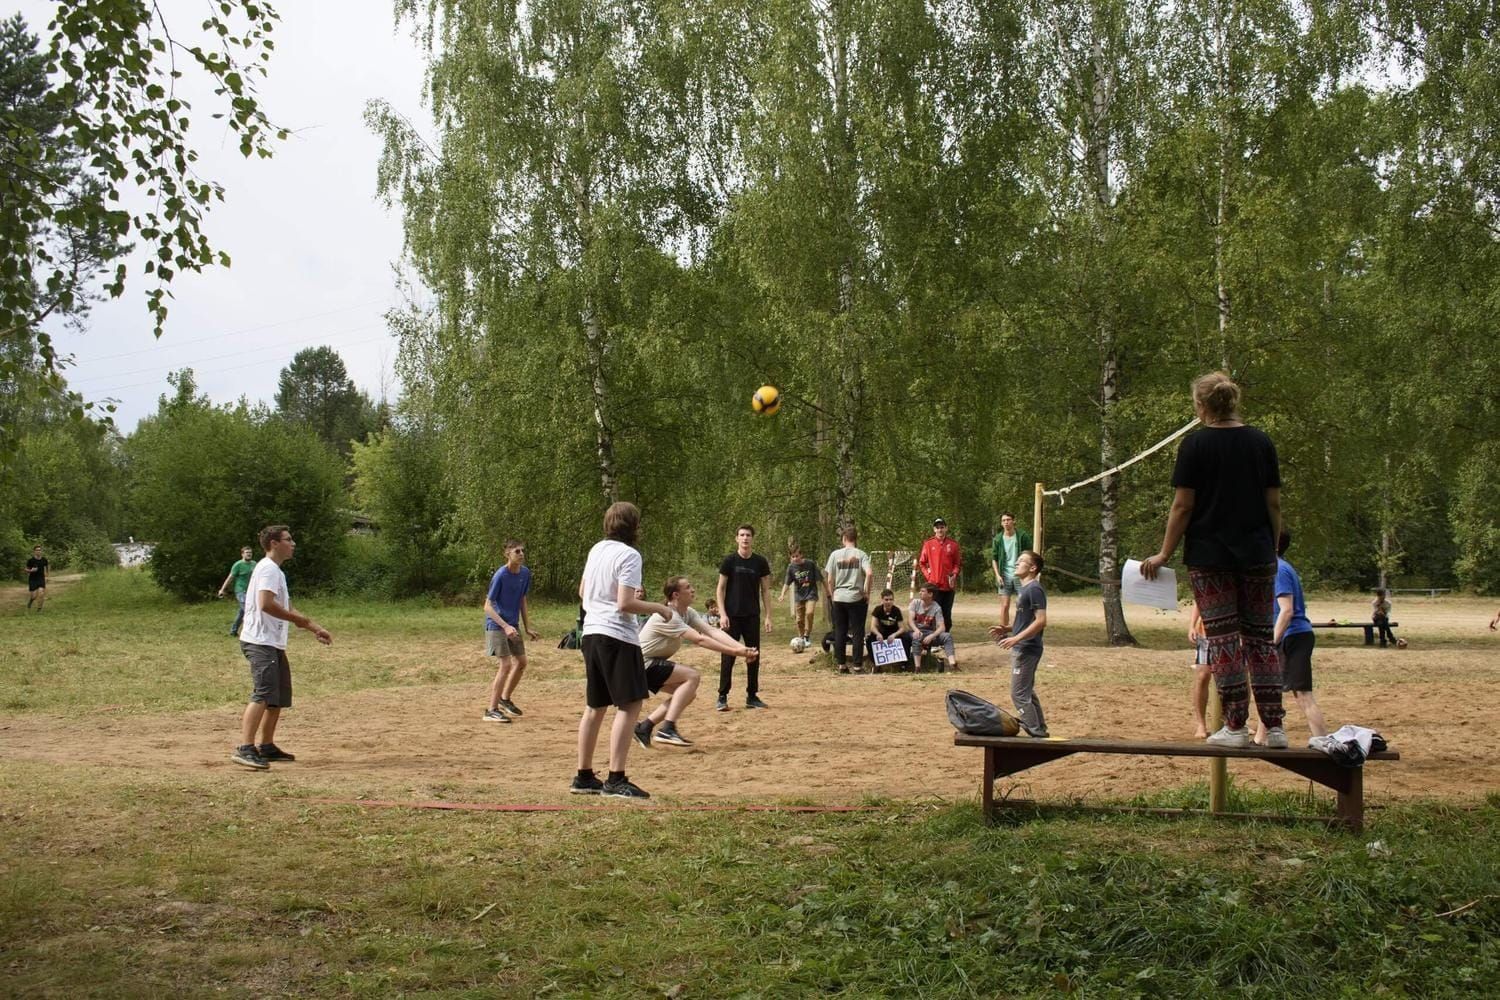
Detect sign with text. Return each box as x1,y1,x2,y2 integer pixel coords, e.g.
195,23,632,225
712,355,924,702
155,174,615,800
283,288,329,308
871,637,908,669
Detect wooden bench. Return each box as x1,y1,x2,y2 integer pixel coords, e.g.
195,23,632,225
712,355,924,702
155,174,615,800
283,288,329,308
954,735,1399,832
1310,621,1398,645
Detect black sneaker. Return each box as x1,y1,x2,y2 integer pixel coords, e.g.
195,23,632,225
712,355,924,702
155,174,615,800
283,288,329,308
745,695,769,710
602,776,651,799
715,696,730,712
570,771,604,795
499,698,524,717
482,708,512,723
256,743,296,762
231,745,269,770
633,720,655,749
654,724,693,747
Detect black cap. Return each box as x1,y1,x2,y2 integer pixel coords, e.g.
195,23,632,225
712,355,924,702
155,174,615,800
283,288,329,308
932,517,946,527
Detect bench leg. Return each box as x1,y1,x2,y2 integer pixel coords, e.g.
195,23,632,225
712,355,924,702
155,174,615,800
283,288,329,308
982,748,997,822
1335,767,1364,833
1363,625,1374,645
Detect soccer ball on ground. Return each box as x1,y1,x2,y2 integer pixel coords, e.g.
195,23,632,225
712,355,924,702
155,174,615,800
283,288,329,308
789,635,808,653
751,384,781,415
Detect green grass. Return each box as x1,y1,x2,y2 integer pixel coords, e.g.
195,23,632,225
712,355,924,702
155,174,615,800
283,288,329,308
1,764,1496,997
4,569,1498,996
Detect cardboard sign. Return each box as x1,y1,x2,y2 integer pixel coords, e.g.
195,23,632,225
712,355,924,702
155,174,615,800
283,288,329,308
870,637,907,668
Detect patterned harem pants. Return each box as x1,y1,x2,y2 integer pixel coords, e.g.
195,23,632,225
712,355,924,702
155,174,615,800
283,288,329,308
1188,564,1284,731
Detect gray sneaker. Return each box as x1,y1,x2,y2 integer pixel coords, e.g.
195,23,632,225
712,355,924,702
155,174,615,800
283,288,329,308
498,698,524,717
483,708,512,723
231,744,269,770
1206,725,1251,748
1264,727,1289,749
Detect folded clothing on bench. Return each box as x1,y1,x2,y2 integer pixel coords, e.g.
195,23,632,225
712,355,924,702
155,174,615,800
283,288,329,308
1308,725,1387,767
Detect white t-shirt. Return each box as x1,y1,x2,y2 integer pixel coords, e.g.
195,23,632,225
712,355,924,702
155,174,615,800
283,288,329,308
580,539,644,644
639,606,712,660
239,557,290,649
824,546,871,602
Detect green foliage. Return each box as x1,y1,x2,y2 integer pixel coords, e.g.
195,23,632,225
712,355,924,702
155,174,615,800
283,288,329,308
1451,442,1500,595
274,346,383,457
348,421,466,597
125,371,345,600
0,3,285,456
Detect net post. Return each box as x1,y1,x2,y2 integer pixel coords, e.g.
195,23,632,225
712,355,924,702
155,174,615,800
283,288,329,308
1033,483,1045,554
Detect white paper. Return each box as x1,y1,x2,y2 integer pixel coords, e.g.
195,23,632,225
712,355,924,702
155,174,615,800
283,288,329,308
870,638,908,668
1122,559,1179,611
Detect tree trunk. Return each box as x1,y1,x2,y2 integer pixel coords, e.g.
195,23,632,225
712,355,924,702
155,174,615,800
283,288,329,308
1213,0,1234,370
581,295,619,505
829,6,859,528
1088,24,1136,646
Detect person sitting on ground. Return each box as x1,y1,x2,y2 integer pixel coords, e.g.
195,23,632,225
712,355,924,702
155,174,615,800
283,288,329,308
865,588,913,671
1371,589,1399,648
910,582,957,672
704,598,721,629
633,575,759,749
1254,529,1330,747
989,550,1048,737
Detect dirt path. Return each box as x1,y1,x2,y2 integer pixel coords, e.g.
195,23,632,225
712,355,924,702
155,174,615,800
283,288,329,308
4,594,1495,807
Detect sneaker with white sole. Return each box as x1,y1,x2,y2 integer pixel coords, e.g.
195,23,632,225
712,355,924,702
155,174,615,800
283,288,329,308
570,770,604,794
498,698,524,717
602,775,650,799
231,744,269,770
654,724,693,747
633,720,655,749
1206,725,1251,748
715,696,730,712
483,708,512,723
1263,727,1289,749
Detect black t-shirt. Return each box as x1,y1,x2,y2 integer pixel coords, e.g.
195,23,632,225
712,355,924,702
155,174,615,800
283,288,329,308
783,559,822,602
1170,426,1281,569
719,552,771,618
871,604,904,638
26,557,48,587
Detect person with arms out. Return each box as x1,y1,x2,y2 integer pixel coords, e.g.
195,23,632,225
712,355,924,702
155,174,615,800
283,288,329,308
483,539,539,722
823,524,873,674
217,546,257,637
24,545,47,611
574,502,675,799
715,524,774,711
865,588,913,671
231,525,332,770
777,543,822,649
989,513,1032,634
917,517,962,636
1253,529,1329,747
910,582,958,672
991,550,1049,737
1188,602,1212,739
1141,371,1286,748
633,576,759,749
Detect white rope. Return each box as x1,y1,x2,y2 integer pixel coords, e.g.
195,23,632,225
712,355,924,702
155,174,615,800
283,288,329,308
1043,417,1201,504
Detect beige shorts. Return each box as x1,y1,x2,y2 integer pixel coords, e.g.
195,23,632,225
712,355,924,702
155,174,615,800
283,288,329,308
485,629,525,658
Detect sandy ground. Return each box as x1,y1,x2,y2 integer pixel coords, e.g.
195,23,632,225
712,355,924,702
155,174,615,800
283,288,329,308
3,595,1497,807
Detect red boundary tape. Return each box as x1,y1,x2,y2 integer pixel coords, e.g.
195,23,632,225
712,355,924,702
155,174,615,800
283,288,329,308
293,797,884,814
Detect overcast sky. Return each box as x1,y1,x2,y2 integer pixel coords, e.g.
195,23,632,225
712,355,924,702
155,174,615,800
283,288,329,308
17,1,431,430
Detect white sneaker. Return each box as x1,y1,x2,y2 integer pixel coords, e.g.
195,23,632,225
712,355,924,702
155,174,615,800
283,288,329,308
1206,725,1251,748
1264,727,1289,749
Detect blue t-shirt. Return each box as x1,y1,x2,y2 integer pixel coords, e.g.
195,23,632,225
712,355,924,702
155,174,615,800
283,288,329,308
484,564,532,630
1011,580,1047,655
1275,557,1312,638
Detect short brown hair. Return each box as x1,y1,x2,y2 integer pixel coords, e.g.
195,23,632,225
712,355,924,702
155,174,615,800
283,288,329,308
736,523,755,536
259,525,289,551
840,524,857,543
1020,549,1044,573
663,575,690,600
504,538,524,553
603,502,640,545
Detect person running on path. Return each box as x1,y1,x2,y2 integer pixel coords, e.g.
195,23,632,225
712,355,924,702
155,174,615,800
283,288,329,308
24,545,48,611
483,539,539,722
714,524,773,711
231,525,332,770
633,575,759,749
217,546,257,636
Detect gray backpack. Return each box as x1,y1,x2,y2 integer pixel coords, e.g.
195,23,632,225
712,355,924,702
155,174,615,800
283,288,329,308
946,689,1021,737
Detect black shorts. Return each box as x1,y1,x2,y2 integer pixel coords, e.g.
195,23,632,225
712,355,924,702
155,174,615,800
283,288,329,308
645,658,676,694
582,634,648,709
28,579,44,592
1280,631,1315,692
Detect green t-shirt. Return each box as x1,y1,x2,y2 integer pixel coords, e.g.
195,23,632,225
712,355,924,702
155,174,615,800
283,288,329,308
990,531,1023,576
229,558,257,595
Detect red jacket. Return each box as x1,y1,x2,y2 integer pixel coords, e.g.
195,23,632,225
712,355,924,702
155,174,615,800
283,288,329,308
919,536,962,591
